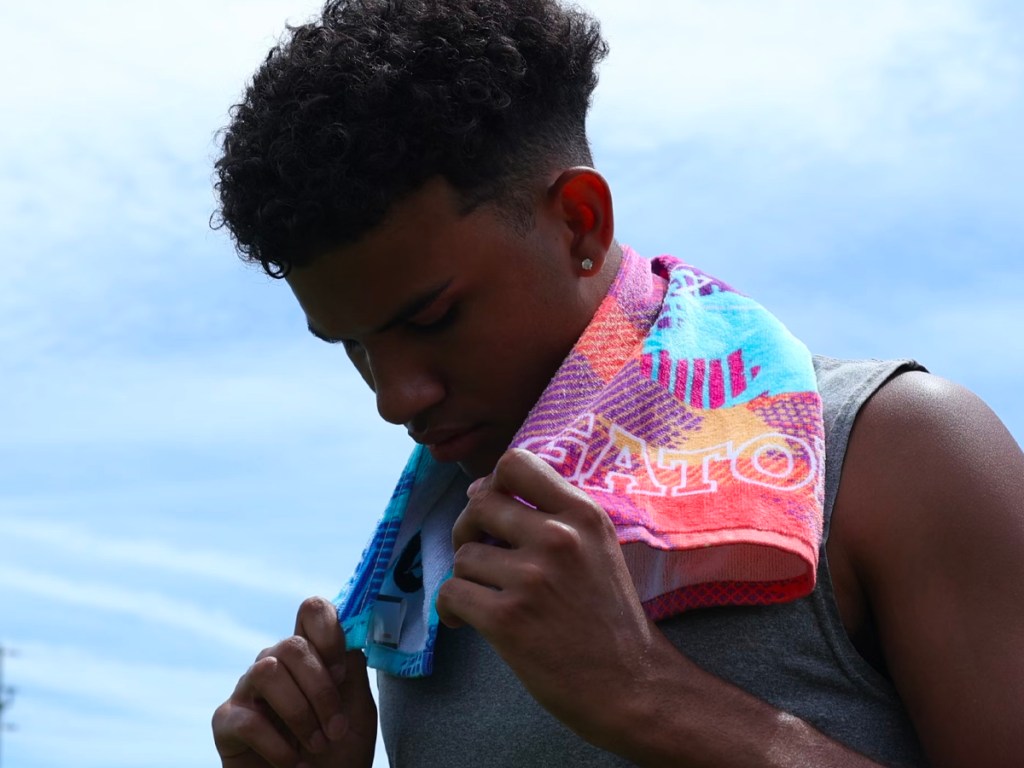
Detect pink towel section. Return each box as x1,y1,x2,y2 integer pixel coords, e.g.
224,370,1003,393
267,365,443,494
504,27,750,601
511,246,825,617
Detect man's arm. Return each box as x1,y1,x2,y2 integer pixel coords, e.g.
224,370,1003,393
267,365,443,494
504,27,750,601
832,371,1024,768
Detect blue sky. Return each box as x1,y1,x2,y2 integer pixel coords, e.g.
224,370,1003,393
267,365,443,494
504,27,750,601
1,1,1021,766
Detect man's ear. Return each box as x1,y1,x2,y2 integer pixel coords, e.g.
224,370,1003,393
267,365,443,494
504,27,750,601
548,167,615,275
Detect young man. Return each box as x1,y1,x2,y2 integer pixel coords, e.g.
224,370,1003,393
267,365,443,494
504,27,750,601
210,1,1024,766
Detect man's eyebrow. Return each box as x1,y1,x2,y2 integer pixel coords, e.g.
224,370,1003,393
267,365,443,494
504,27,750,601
305,279,453,344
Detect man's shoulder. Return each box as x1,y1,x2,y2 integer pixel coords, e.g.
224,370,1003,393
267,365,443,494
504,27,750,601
830,369,1024,762
836,368,1018,527
832,367,1022,571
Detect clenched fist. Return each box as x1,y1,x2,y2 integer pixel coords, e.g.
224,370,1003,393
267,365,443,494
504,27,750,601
212,597,377,768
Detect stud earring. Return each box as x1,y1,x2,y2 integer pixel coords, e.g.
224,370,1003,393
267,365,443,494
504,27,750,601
581,258,594,271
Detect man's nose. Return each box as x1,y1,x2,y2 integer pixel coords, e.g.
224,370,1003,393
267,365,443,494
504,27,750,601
369,350,445,426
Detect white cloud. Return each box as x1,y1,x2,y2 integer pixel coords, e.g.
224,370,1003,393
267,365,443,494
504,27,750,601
0,517,319,598
3,643,229,768
0,564,276,653
6,702,217,768
1,0,320,129
0,0,324,333
0,338,407,447
9,641,229,719
583,0,1021,156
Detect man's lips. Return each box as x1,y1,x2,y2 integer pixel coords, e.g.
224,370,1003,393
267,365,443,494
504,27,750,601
410,425,483,463
410,425,473,445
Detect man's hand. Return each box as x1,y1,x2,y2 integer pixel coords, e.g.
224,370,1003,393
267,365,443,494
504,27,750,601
212,597,377,768
435,448,661,748
434,450,890,768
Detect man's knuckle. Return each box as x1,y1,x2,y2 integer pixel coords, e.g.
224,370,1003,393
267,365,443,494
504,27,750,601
277,634,309,658
516,561,550,594
247,655,279,684
211,700,232,732
495,448,524,476
451,512,476,550
452,542,480,574
574,500,612,533
231,709,262,741
540,519,582,553
495,591,532,625
437,578,457,605
212,703,262,755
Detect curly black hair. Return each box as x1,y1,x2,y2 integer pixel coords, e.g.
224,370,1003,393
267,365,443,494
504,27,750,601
213,0,609,277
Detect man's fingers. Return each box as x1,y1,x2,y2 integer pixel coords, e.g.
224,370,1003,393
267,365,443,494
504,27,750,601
212,597,376,768
337,649,372,704
238,651,336,755
453,489,540,551
295,596,349,683
491,448,592,511
213,699,300,768
436,575,500,632
238,623,349,748
453,451,601,552
452,540,519,589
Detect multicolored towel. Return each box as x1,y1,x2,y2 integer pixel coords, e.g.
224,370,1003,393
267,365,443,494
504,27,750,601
335,246,825,677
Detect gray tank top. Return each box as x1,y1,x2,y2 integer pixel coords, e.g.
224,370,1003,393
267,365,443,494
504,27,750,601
378,356,928,767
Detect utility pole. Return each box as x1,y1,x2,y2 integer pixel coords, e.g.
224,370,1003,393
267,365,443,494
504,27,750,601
0,645,16,768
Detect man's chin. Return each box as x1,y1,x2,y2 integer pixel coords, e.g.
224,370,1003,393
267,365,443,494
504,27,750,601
457,457,497,480
455,443,506,479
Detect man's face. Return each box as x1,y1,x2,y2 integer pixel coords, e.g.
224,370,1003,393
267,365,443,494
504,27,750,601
286,177,596,478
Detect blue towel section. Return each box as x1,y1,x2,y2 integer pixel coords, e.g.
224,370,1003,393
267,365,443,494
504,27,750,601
334,445,464,677
335,447,423,656
645,266,816,404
